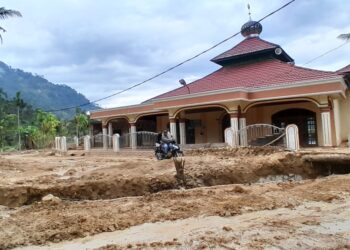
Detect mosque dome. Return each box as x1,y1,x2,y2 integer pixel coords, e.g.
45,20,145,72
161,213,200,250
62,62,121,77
241,20,263,37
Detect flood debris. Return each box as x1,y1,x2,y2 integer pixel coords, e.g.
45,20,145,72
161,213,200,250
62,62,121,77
173,157,186,187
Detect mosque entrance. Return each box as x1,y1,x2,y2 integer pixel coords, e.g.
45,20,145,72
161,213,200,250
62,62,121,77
272,108,318,147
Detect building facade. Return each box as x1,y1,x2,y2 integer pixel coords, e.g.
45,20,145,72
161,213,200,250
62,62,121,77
90,19,350,147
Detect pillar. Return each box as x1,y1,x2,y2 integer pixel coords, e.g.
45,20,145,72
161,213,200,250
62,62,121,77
169,118,177,143
55,137,60,151
320,107,332,146
60,136,67,153
230,113,239,147
130,123,137,150
239,114,247,147
108,122,113,147
89,124,94,147
179,119,186,145
73,136,79,148
84,135,91,152
102,125,108,150
113,134,120,152
332,99,341,146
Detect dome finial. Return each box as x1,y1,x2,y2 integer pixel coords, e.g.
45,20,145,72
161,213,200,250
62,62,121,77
241,3,262,38
247,3,252,21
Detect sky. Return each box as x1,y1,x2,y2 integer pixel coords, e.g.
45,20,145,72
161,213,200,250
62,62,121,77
1,0,349,109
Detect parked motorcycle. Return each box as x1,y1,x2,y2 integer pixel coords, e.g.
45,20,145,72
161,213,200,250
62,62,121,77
155,140,184,160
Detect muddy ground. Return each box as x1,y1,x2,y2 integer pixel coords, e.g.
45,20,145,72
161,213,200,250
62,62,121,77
0,147,350,249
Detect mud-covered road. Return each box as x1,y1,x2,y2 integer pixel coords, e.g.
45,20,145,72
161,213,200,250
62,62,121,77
0,148,350,249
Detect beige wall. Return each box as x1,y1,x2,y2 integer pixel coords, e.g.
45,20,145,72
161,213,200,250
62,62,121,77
245,102,324,146
184,110,225,143
156,115,169,133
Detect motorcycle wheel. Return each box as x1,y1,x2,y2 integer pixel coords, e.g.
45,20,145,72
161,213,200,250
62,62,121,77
155,152,163,160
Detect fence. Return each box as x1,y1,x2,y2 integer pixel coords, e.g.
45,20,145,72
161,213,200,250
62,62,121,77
119,131,158,149
225,124,286,147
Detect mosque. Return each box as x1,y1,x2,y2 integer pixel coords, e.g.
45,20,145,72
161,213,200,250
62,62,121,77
90,17,350,148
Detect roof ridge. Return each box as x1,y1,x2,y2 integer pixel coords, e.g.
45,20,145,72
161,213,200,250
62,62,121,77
255,37,280,48
287,62,337,74
337,64,350,73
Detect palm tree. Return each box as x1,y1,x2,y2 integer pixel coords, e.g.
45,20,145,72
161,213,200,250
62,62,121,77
0,7,22,43
14,92,25,150
75,113,89,138
338,33,350,42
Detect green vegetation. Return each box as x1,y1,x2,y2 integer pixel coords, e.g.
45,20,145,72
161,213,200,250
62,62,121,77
0,61,98,119
0,89,90,151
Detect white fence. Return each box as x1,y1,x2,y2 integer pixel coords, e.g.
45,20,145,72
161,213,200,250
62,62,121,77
224,123,299,151
55,131,159,153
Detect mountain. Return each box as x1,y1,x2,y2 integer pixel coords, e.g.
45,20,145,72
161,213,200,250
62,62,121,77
0,61,99,119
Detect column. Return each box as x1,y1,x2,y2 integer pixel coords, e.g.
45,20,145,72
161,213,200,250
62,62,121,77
169,118,177,143
60,136,67,154
239,114,247,147
230,112,239,147
84,135,91,152
108,122,113,147
89,124,94,147
332,99,341,146
113,134,120,152
102,125,108,150
179,119,186,145
130,123,137,150
55,137,60,151
321,107,332,146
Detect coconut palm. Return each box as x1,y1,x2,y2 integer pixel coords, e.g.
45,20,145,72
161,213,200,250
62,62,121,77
0,7,22,43
338,33,350,42
14,92,25,150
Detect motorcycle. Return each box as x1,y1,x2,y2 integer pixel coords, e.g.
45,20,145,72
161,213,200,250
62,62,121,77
155,140,184,160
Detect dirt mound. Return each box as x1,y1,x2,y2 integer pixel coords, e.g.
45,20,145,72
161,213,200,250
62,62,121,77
0,149,321,207
0,174,349,249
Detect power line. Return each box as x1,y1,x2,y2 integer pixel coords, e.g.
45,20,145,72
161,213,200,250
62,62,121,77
46,0,296,113
302,41,349,66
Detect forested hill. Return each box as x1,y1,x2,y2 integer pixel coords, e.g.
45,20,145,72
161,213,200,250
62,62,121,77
0,61,98,119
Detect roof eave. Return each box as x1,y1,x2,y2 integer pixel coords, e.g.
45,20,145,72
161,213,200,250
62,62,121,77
211,47,294,66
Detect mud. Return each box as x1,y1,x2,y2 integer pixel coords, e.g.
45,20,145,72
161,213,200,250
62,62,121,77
0,148,322,207
1,174,350,249
0,148,349,249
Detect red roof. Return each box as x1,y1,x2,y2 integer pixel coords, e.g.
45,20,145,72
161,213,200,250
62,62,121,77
337,64,350,74
152,59,340,100
211,37,279,62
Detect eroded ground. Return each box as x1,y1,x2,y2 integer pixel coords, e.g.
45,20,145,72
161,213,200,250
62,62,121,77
0,148,350,249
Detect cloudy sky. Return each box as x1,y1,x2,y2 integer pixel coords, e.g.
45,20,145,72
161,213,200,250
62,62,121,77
1,0,349,109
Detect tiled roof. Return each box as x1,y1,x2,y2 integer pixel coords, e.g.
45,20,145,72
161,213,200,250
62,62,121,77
337,64,350,74
152,59,340,100
211,37,279,62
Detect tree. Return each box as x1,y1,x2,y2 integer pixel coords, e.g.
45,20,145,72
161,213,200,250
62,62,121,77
0,114,16,151
338,33,350,42
0,7,22,43
75,113,89,138
32,110,60,148
14,91,25,150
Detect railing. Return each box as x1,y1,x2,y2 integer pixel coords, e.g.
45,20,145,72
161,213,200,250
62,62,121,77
91,134,113,149
119,131,158,149
237,124,285,147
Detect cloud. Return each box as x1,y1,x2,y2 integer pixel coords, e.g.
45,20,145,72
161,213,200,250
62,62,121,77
0,0,349,108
